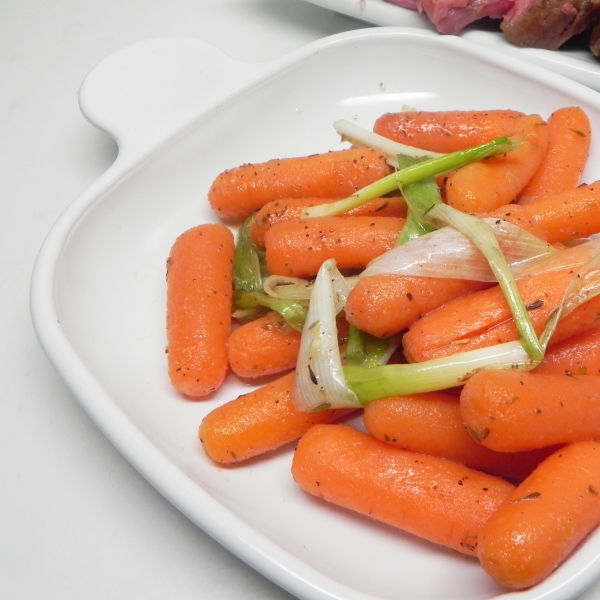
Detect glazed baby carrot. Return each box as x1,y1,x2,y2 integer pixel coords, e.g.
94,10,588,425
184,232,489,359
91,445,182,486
485,202,548,239
478,441,600,589
523,181,600,244
227,311,301,379
402,266,600,363
519,106,591,202
372,109,525,153
208,148,391,221
264,216,405,278
291,424,515,556
443,114,549,214
460,370,600,452
363,392,555,480
535,325,600,376
345,275,488,338
166,223,234,398
199,372,348,463
345,203,544,338
249,196,407,248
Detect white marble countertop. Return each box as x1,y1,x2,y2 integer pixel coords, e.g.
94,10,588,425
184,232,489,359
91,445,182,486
3,1,600,599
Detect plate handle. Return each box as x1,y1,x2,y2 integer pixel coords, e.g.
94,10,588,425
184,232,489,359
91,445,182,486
78,37,267,159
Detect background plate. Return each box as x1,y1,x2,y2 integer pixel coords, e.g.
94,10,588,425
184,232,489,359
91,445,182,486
300,0,600,91
31,28,600,600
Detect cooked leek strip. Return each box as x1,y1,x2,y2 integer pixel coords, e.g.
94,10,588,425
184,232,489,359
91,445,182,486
234,291,307,332
333,119,443,168
395,154,440,245
345,326,401,369
262,274,359,301
344,341,532,404
363,219,558,282
233,216,263,294
293,260,361,412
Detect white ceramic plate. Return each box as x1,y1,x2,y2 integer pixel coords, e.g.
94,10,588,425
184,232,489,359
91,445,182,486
301,0,600,91
31,28,600,600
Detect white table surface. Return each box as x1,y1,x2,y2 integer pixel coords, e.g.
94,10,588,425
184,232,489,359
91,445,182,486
3,2,600,599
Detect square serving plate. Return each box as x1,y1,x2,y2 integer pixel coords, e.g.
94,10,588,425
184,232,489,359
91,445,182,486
30,27,600,600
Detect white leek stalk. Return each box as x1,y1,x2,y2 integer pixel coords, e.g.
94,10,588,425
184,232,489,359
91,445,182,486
293,260,361,412
363,219,558,282
333,119,443,168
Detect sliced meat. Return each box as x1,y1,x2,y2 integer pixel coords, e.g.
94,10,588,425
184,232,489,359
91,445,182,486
385,0,514,33
420,0,515,33
501,0,600,49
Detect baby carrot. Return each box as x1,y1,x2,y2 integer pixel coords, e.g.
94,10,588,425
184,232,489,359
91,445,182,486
402,267,600,363
363,392,556,480
166,223,234,398
443,114,549,214
523,181,600,244
535,325,600,376
460,370,600,452
519,106,591,202
207,148,391,221
264,216,405,278
249,196,407,249
478,441,600,590
198,372,347,463
372,109,525,153
345,275,488,338
227,311,301,379
485,202,548,239
291,424,515,556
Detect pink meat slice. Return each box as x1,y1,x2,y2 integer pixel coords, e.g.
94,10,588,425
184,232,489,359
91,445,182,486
385,0,514,33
